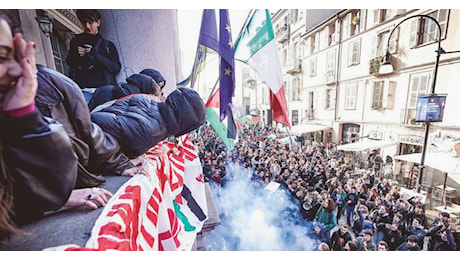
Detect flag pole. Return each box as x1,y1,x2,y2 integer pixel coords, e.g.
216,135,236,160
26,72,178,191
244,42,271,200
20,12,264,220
234,9,254,46
206,77,220,103
189,10,206,89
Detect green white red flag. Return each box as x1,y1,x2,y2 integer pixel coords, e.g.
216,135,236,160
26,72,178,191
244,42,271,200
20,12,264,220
234,9,291,129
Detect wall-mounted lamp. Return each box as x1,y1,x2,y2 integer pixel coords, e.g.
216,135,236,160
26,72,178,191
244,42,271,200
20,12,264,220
35,14,53,37
379,50,394,75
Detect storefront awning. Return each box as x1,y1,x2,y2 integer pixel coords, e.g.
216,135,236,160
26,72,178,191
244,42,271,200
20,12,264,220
337,140,397,152
280,124,331,136
394,152,460,174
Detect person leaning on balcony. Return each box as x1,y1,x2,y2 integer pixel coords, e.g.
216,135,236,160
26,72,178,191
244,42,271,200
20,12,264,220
87,68,167,111
0,11,113,240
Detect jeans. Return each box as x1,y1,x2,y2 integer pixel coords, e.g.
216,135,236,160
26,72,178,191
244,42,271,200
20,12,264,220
346,205,355,226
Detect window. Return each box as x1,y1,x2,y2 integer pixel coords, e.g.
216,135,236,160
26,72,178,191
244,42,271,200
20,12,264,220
345,82,358,110
344,10,365,40
328,23,336,46
410,9,449,47
376,30,390,56
50,33,69,75
305,36,312,55
290,10,298,24
408,73,430,108
372,81,385,109
292,110,299,126
243,97,250,106
372,28,398,57
308,91,314,110
372,80,397,109
348,39,361,66
312,32,320,53
325,89,334,109
291,77,302,101
372,9,404,24
262,87,269,105
282,48,288,65
309,56,317,77
326,50,336,84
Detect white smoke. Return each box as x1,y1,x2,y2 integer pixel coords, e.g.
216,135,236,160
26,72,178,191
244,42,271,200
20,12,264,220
205,163,315,251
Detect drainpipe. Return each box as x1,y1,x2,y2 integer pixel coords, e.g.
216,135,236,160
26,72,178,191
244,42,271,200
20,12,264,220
334,13,343,140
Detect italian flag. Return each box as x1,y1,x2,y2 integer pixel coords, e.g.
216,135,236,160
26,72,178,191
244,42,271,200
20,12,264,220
205,88,236,150
234,9,291,129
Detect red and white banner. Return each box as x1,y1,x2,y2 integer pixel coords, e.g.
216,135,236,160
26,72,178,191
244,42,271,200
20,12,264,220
47,135,208,251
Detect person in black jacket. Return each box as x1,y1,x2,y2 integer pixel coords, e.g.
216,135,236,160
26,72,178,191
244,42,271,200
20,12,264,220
0,12,112,239
66,9,121,102
396,234,421,251
427,214,457,250
345,186,358,226
329,223,353,251
91,88,206,159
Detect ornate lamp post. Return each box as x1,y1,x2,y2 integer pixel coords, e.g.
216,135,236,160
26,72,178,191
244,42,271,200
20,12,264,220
379,14,459,193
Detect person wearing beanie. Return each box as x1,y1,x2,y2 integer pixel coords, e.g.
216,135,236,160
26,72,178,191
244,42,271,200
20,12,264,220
140,68,166,101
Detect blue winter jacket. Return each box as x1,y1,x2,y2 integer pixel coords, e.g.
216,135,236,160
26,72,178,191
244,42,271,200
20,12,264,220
91,88,206,158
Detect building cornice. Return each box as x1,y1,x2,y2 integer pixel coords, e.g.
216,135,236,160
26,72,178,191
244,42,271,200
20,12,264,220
45,9,83,34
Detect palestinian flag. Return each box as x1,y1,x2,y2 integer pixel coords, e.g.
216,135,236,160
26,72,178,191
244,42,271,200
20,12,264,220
267,130,276,140
238,115,260,125
205,88,236,150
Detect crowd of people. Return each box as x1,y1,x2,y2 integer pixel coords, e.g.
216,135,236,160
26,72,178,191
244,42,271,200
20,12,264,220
192,123,460,251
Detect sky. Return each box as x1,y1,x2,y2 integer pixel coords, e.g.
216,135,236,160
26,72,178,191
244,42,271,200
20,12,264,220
177,9,251,78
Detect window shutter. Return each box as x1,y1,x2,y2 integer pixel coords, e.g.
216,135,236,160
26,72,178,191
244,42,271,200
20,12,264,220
409,18,419,47
371,35,377,57
373,9,381,25
344,13,351,40
383,81,397,109
347,42,353,66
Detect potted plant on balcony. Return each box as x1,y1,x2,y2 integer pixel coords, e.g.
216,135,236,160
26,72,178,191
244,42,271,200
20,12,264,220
369,55,384,75
352,15,360,26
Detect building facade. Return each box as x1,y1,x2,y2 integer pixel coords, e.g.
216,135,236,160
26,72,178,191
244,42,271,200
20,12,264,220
266,9,460,207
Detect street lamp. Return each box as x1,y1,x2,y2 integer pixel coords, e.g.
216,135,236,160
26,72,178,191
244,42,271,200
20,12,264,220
379,14,455,193
35,13,53,37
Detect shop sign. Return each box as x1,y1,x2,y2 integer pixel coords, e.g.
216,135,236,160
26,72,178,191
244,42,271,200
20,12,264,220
398,134,424,146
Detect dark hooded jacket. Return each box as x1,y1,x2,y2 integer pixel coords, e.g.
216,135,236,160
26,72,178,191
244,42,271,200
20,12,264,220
66,33,121,88
36,65,133,188
91,88,206,158
88,73,154,111
0,112,77,229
